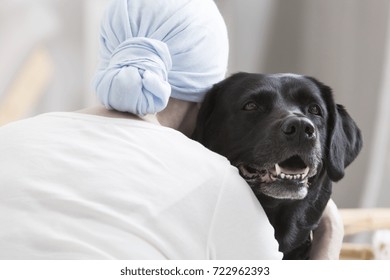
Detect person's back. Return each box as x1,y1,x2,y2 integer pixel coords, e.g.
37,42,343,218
0,112,281,259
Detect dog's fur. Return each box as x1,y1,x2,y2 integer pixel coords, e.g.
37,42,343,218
192,72,362,259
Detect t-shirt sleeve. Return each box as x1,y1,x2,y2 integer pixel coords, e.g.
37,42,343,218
207,166,283,260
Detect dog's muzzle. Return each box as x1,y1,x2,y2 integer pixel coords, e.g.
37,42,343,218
236,116,321,200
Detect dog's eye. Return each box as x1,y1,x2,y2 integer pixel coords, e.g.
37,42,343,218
308,104,322,116
243,102,258,111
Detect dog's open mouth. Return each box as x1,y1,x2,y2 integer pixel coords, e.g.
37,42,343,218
238,155,310,183
237,155,316,200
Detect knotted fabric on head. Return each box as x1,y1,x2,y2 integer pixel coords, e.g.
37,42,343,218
93,0,229,115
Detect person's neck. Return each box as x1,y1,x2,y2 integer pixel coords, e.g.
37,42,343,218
157,99,199,136
77,99,198,137
76,105,160,125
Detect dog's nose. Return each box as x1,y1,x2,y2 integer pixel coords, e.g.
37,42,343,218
281,117,315,141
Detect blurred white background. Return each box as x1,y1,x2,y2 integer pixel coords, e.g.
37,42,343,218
0,0,390,209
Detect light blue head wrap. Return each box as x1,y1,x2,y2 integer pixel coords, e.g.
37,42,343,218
93,0,229,115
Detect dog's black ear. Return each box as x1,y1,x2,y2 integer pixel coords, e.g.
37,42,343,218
192,72,250,145
314,80,363,182
191,82,221,143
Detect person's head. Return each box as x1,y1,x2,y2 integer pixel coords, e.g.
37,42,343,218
93,0,229,134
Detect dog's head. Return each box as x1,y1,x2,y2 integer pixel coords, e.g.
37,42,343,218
192,72,362,200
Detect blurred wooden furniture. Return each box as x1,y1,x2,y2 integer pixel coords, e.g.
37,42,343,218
0,47,52,126
0,4,56,126
340,208,390,259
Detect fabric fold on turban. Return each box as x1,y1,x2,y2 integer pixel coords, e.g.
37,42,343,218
93,0,229,115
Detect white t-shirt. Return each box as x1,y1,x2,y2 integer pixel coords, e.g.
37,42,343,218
0,112,282,260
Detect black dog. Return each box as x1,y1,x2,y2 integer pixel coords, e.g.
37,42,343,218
192,72,362,259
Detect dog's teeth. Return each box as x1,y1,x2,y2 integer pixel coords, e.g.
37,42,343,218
275,163,281,175
278,172,307,180
303,167,310,178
